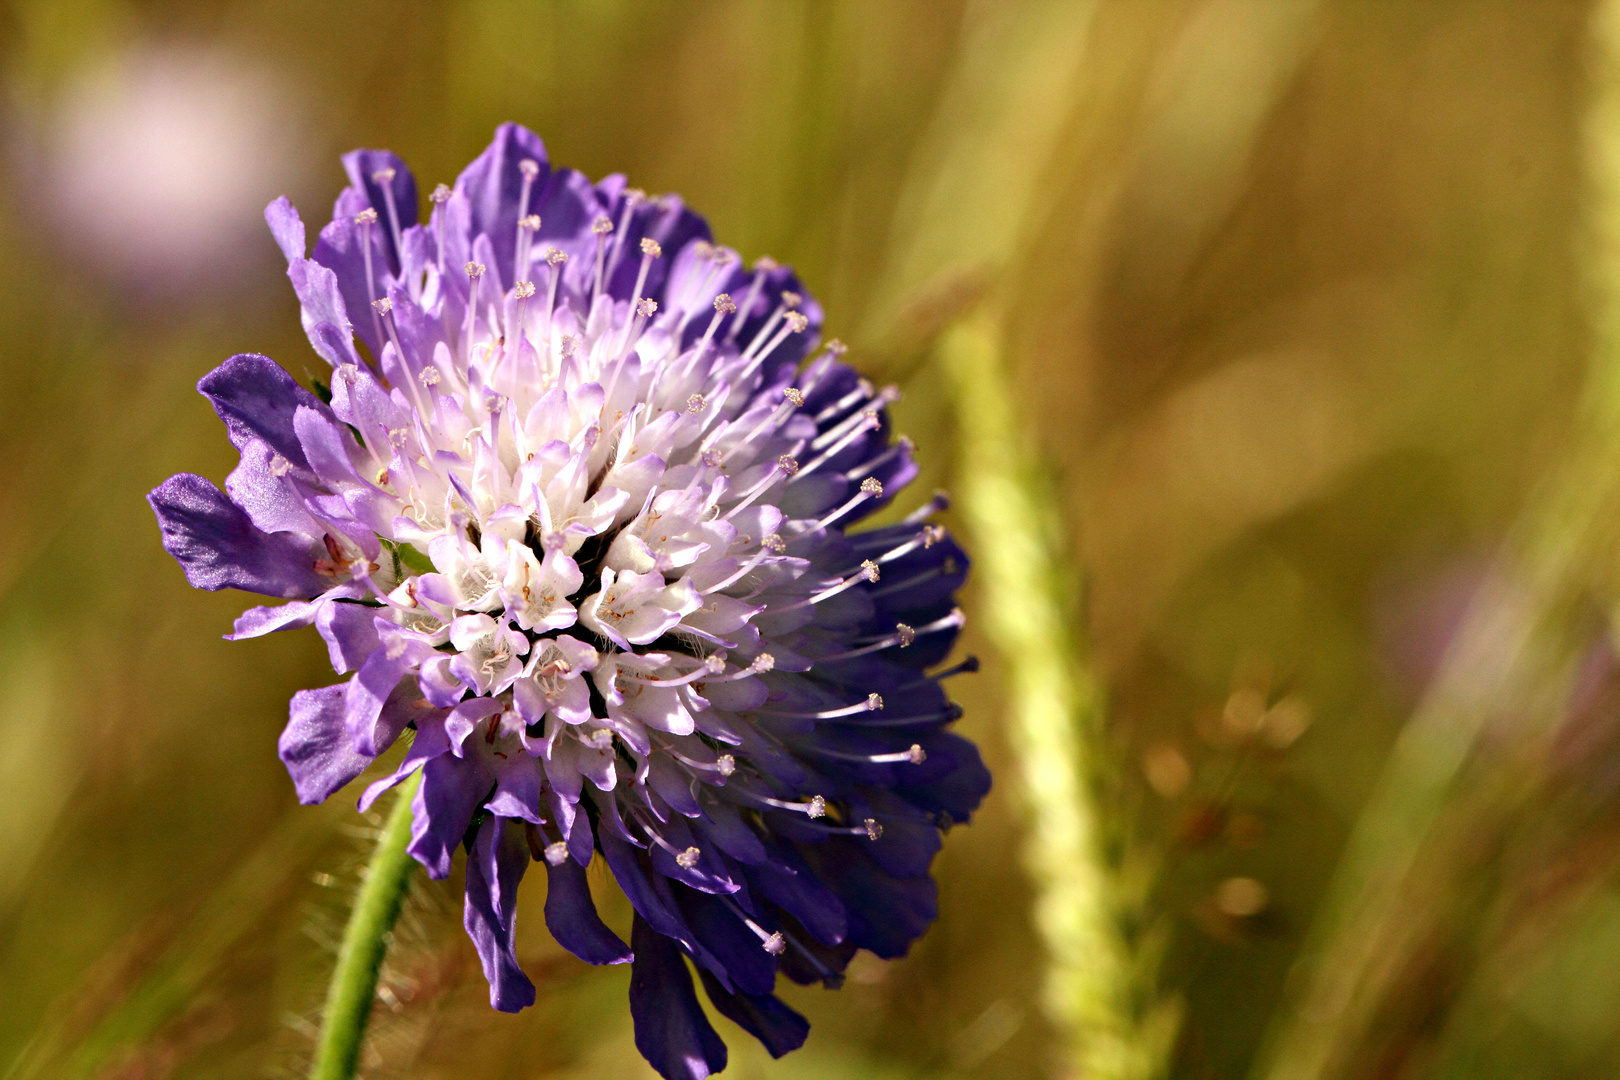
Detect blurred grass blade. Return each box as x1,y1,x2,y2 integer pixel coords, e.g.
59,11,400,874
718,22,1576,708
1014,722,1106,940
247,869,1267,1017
941,310,1173,1079
3,807,333,1080
1254,4,1620,1077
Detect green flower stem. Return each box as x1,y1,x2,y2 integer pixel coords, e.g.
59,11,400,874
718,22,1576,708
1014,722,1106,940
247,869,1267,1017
941,311,1173,1080
309,771,421,1080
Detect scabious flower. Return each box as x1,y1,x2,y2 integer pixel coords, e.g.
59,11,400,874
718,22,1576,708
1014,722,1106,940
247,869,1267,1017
149,123,988,1079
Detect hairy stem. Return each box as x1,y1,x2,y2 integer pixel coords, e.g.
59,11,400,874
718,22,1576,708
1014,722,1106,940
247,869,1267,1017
309,772,421,1080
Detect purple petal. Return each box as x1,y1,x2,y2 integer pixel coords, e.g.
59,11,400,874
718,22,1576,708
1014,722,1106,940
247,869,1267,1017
695,968,808,1060
286,258,362,369
486,756,543,823
149,473,327,598
225,439,323,537
408,752,489,879
629,915,728,1080
454,122,551,291
316,601,381,674
265,196,306,261
358,716,450,811
463,818,536,1012
345,638,430,753
279,685,374,804
544,856,633,966
199,353,326,468
341,149,419,273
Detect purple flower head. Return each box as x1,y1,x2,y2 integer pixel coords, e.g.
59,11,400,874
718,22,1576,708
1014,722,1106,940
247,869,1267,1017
150,123,988,1079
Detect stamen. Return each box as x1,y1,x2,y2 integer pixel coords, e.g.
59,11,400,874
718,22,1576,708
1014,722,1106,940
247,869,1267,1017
844,435,913,483
371,168,405,268
763,932,786,955
695,292,736,358
811,478,884,531
815,378,875,423
803,742,926,766
591,214,614,298
603,190,642,285
626,237,662,329
721,459,793,520
514,159,540,284
784,387,805,407
868,555,964,598
463,261,486,352
727,257,776,340
544,840,569,866
371,299,413,403
430,183,451,282
356,209,384,350
675,846,701,869
903,490,951,524
850,703,965,728
792,412,882,481
687,394,707,413
812,388,898,452
774,560,879,612
757,694,883,721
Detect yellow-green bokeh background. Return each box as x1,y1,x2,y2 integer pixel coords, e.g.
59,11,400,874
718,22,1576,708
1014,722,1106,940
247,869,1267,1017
2,2,1614,1078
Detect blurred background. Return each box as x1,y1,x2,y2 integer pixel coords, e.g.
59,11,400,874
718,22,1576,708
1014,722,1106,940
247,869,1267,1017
3,0,1618,1077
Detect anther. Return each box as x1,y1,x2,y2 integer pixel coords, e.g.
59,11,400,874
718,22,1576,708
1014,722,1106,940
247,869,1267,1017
430,184,451,203
825,339,847,356
636,297,658,318
354,208,378,225
863,818,883,840
419,367,441,388
371,167,395,183
806,795,826,819
751,653,776,673
862,559,880,581
755,256,779,272
762,533,786,552
868,693,884,711
466,261,485,279
519,159,540,178
784,387,805,406
716,754,736,777
513,280,536,299
269,454,292,477
896,623,916,646
592,215,614,235
675,846,701,869
763,932,787,955
781,291,801,309
687,394,707,413
714,293,736,313
785,312,809,333
547,248,568,265
371,297,392,314
861,477,884,496
520,213,541,231
544,840,569,866
778,455,799,475
640,237,662,258
907,744,927,764
704,653,727,674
